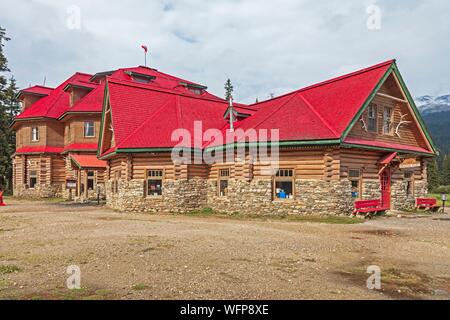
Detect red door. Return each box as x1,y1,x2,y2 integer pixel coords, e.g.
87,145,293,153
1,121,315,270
380,168,391,209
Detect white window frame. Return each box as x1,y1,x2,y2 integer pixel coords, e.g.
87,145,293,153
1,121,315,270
31,127,39,142
84,121,95,138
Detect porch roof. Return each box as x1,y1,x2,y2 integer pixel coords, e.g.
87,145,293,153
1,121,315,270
70,154,107,169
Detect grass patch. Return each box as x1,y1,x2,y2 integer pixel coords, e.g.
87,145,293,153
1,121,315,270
132,283,149,291
184,210,363,225
338,266,435,299
0,265,21,274
428,194,448,207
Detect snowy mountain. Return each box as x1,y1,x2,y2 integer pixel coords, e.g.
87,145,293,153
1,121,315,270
416,94,450,115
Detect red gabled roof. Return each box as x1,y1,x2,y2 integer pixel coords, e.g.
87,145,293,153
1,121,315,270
19,85,54,97
100,60,401,155
66,82,106,114
15,146,64,155
106,78,231,150
236,60,393,141
15,73,93,120
70,154,106,169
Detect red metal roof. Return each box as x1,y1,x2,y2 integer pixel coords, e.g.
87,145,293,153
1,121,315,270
107,78,230,150
15,73,93,120
378,152,398,165
343,137,433,155
15,146,64,155
70,154,106,169
19,85,54,97
100,60,402,154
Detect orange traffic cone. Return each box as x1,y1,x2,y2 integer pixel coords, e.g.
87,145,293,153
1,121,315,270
0,191,6,206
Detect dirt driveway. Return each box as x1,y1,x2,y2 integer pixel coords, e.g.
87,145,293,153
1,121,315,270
0,199,449,300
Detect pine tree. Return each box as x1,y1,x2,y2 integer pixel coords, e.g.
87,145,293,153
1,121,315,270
427,159,440,191
443,155,450,186
0,26,16,191
224,79,233,101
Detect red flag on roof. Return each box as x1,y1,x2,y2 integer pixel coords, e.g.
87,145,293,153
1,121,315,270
141,45,148,53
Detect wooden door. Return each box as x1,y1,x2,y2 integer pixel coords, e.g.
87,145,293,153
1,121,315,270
380,168,391,209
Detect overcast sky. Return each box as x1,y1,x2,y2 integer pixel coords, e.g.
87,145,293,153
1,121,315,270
1,0,449,103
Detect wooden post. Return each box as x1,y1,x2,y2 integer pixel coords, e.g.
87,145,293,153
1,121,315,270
84,169,88,199
77,169,81,197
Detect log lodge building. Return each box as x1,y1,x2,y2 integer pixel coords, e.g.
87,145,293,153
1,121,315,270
12,60,437,215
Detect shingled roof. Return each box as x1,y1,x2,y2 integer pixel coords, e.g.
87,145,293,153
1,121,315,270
102,59,434,157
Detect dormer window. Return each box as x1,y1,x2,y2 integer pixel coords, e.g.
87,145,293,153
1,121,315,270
84,121,95,138
31,127,39,142
180,82,207,95
125,71,156,84
188,88,203,95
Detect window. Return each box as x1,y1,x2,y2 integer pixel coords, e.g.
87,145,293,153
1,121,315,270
87,171,95,191
383,107,393,135
29,170,38,189
367,104,377,132
349,169,362,199
31,127,39,142
404,171,414,196
273,169,294,200
111,170,120,194
146,169,164,197
218,168,230,197
84,121,95,137
188,88,203,95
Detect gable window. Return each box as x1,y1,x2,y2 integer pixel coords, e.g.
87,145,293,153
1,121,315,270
146,169,164,197
218,168,230,197
273,169,294,200
84,121,95,138
31,127,39,142
29,170,38,189
404,171,414,196
349,169,362,199
383,107,393,135
367,104,377,133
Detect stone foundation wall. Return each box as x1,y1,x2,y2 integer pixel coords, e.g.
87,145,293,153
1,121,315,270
107,178,356,215
362,180,381,200
13,183,62,199
106,179,207,213
390,179,428,211
105,175,428,215
206,179,354,215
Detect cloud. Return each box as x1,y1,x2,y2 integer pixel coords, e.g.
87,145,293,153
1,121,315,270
1,0,449,102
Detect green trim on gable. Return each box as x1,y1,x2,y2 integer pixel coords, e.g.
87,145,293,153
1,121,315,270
341,64,394,140
391,64,438,154
97,82,110,158
341,61,437,155
342,143,435,157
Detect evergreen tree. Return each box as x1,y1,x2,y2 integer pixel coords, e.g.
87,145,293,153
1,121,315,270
443,155,450,186
224,79,233,101
427,159,440,191
0,26,17,191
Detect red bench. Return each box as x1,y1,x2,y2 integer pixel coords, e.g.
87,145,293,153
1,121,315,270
0,191,6,207
352,199,386,219
415,198,441,212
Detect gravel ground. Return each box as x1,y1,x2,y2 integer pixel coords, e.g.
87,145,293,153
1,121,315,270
0,199,449,300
